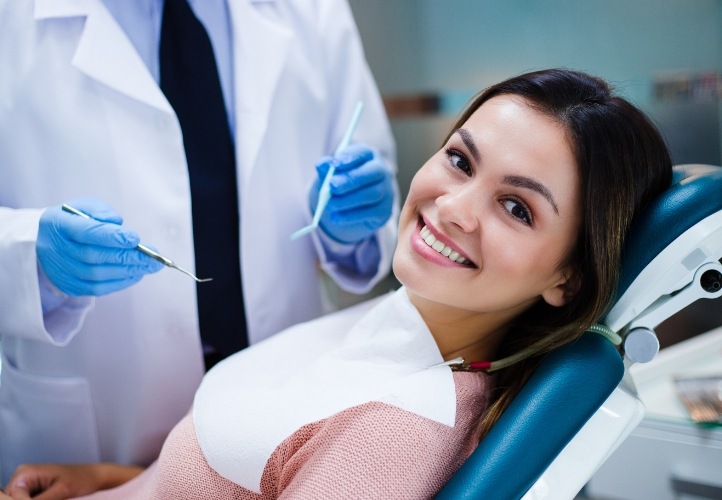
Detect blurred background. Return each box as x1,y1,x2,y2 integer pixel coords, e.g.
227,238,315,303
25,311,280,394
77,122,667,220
349,0,722,201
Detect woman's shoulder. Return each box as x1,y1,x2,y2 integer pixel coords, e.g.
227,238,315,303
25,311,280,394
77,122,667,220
453,371,495,409
280,371,492,459
268,375,491,499
452,371,495,429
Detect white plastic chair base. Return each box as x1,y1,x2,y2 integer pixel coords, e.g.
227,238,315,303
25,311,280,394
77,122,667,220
521,386,645,499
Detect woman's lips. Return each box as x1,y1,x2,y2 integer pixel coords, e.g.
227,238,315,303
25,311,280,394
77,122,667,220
419,225,469,264
411,219,476,268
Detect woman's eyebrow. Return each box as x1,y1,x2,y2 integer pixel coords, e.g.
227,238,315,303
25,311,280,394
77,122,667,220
503,175,559,214
455,128,559,214
456,128,480,162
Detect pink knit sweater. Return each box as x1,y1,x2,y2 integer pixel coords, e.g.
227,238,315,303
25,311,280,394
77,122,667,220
77,371,490,499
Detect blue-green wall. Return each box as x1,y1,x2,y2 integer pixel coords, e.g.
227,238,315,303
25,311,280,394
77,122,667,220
350,0,722,200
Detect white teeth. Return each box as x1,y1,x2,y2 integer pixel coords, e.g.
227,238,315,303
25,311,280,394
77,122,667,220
420,225,467,264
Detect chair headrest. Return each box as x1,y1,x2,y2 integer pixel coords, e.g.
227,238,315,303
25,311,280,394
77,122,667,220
617,164,722,298
604,165,722,332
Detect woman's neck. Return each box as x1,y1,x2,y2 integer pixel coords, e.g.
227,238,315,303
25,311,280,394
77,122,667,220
405,289,520,363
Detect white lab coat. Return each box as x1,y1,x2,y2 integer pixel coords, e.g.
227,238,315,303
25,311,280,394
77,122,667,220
0,0,397,483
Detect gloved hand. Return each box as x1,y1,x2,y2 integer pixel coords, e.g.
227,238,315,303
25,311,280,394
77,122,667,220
309,143,394,244
37,197,164,297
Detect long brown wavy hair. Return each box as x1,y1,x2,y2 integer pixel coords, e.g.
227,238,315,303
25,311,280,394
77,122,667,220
444,69,673,437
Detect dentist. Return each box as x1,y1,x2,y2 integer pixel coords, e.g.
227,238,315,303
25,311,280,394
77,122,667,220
0,0,397,485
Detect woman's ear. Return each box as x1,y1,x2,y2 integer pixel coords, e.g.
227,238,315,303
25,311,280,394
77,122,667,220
541,267,581,307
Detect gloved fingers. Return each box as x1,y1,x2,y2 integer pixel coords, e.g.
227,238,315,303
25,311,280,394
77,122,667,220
37,199,163,296
313,155,334,177
314,144,375,177
42,206,140,249
67,216,140,248
324,177,392,213
320,208,388,241
329,160,392,197
321,193,393,243
37,233,157,273
332,144,375,173
47,248,160,279
325,204,392,229
66,196,124,224
38,243,162,292
41,254,150,296
68,243,163,269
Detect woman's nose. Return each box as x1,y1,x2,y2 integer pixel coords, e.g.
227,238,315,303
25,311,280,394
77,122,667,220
436,185,480,233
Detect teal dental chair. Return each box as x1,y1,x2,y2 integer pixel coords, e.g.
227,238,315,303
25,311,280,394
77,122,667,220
437,164,722,499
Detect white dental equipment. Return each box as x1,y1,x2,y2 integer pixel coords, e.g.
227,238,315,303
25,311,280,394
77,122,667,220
61,204,212,283
290,101,364,240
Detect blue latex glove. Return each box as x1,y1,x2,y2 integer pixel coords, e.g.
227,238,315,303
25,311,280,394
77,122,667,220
309,144,394,244
37,197,164,297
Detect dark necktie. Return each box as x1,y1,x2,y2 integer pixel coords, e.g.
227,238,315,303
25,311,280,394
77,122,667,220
159,0,248,366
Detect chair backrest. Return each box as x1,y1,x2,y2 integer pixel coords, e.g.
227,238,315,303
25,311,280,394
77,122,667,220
437,165,722,500
437,332,623,499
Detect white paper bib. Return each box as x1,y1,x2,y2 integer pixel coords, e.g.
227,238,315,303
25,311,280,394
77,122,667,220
193,288,456,493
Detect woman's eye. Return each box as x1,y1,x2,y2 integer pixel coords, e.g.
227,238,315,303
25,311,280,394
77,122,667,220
445,148,472,176
502,198,533,226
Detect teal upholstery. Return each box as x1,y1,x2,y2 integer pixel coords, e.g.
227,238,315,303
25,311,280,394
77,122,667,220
437,333,622,499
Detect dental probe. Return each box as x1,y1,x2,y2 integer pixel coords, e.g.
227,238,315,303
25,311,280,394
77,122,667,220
61,203,213,283
290,101,364,240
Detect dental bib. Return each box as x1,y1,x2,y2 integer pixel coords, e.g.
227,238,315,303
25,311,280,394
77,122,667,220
193,287,456,493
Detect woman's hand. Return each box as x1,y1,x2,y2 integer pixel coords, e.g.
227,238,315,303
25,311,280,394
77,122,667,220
4,463,144,500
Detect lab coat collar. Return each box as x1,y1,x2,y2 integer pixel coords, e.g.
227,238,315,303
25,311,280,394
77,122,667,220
227,0,292,186
34,0,91,18
34,0,172,113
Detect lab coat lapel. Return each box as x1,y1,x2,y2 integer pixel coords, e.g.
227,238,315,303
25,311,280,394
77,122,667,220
228,0,292,189
34,0,172,113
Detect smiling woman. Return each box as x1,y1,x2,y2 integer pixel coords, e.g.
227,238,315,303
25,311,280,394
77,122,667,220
3,69,672,500
394,92,583,373
426,69,674,436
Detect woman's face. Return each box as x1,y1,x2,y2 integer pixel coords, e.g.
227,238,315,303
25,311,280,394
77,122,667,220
393,95,582,329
